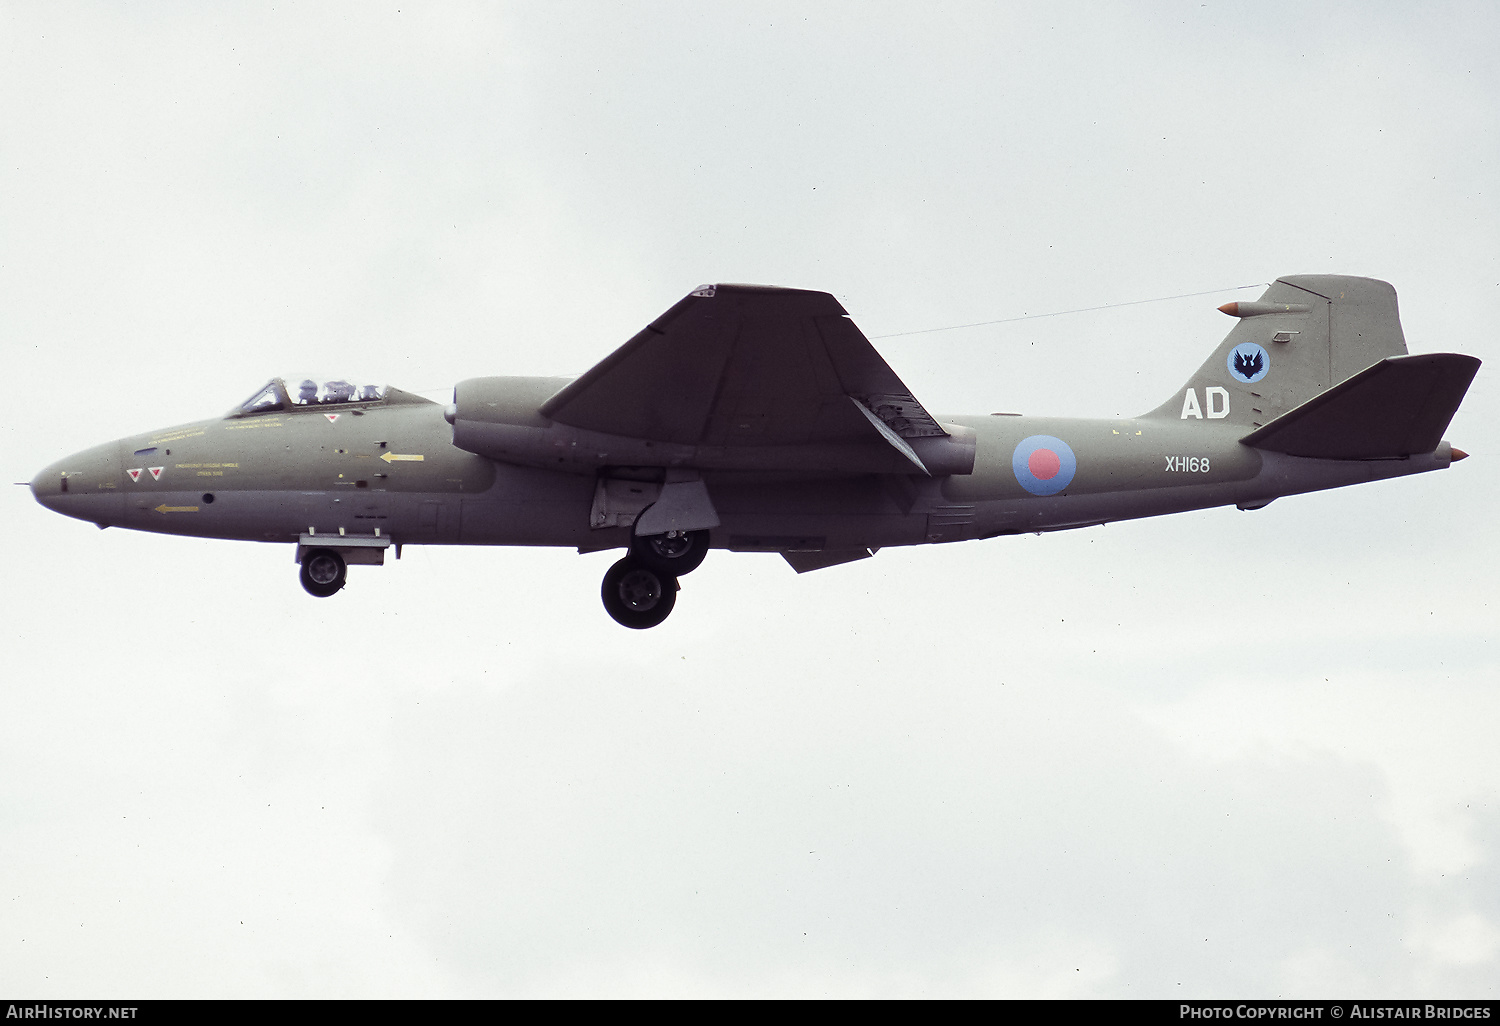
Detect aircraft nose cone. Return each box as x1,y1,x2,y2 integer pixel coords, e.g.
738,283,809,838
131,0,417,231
30,459,68,509
31,444,123,525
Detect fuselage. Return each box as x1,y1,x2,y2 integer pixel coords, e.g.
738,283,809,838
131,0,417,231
30,383,1455,554
28,276,1476,629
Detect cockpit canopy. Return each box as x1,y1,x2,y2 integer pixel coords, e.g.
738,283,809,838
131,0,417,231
236,378,389,416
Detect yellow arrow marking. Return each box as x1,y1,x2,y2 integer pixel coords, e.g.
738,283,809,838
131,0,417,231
379,452,425,463
154,504,200,514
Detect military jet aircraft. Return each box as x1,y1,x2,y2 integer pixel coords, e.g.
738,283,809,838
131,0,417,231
30,274,1479,628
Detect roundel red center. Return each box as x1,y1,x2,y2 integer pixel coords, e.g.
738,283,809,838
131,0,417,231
1028,447,1061,481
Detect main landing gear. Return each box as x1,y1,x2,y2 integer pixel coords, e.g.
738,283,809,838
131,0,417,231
601,558,677,629
630,528,709,576
293,530,710,624
599,528,710,629
299,548,347,598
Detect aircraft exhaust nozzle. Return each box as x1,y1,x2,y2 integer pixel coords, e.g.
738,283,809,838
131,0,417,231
1218,300,1312,318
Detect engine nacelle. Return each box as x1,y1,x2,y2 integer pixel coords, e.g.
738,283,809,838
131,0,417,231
447,376,975,476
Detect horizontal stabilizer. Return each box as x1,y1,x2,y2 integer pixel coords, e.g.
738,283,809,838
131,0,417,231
1241,353,1480,459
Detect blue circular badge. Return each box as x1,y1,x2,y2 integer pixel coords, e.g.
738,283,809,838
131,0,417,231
1228,342,1270,383
1013,435,1077,496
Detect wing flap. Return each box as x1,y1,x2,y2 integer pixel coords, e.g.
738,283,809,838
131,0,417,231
814,315,947,437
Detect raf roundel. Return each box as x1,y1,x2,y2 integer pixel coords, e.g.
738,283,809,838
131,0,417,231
1228,342,1270,384
1012,435,1077,496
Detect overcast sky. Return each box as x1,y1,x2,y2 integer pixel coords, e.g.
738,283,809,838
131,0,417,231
2,1,1497,998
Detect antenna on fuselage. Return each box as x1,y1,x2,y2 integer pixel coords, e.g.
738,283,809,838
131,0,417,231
869,283,1269,340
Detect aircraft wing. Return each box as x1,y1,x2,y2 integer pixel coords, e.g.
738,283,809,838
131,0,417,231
539,284,947,451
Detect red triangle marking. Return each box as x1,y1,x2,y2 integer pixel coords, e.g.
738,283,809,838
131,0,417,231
325,413,340,422
126,468,142,482
148,467,164,480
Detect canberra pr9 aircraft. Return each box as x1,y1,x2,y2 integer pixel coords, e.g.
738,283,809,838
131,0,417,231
31,274,1479,628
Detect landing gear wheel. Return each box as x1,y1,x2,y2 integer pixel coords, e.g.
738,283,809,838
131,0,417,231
601,557,678,629
300,548,347,598
630,527,709,576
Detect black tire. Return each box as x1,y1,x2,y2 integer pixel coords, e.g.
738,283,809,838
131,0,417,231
630,527,710,576
600,557,678,629
299,548,347,598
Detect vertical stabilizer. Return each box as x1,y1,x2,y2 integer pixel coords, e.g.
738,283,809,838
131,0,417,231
1144,275,1409,432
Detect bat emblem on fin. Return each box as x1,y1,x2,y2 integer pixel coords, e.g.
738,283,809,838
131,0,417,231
1234,350,1264,379
1227,342,1270,383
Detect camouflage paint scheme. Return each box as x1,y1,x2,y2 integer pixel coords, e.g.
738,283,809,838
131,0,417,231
31,275,1480,627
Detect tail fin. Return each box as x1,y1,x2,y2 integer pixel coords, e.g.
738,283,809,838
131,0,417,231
1145,275,1411,430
